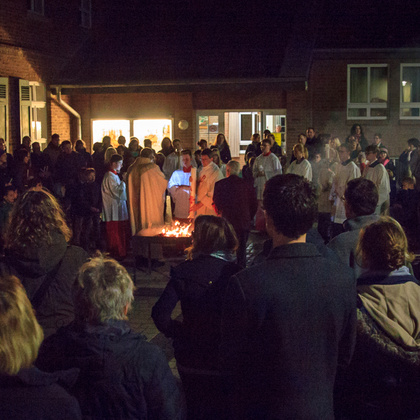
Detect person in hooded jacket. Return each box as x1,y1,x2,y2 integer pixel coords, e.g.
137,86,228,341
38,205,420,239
0,189,87,338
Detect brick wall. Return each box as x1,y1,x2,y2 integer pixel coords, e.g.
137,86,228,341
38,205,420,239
0,0,91,150
50,95,72,142
309,52,420,157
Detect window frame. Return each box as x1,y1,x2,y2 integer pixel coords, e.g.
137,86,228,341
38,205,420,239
80,0,92,29
28,0,44,15
347,64,388,120
0,77,9,149
400,63,420,120
19,80,47,146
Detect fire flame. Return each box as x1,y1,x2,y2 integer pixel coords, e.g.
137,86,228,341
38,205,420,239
160,221,192,237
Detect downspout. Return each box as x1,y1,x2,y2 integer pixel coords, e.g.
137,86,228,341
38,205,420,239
54,87,82,139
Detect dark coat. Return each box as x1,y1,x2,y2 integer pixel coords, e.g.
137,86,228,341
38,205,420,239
219,144,232,164
0,232,88,338
152,255,242,370
245,141,262,157
213,175,257,234
0,367,81,420
36,320,185,420
220,243,356,419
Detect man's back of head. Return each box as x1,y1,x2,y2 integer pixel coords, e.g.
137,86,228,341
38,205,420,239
263,174,317,240
226,160,240,177
344,178,378,219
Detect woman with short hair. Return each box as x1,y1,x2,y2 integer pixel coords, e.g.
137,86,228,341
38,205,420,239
152,215,241,419
36,255,184,419
0,275,81,419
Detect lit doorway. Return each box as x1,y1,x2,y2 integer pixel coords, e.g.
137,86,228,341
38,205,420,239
196,110,286,157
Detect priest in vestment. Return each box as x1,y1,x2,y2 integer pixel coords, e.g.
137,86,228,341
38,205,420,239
191,148,223,217
127,147,168,235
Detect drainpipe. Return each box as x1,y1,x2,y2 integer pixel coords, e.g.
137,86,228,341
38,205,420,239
54,87,82,140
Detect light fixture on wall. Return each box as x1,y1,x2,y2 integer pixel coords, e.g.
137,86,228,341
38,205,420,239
178,120,189,130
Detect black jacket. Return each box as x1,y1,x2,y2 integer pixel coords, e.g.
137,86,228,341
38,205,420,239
152,255,242,370
221,243,356,419
213,175,258,234
0,367,81,420
36,320,185,420
0,232,87,338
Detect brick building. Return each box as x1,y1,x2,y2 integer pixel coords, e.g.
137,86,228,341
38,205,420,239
1,0,420,159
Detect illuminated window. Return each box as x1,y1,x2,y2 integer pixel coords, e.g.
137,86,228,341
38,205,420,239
92,120,130,148
29,0,44,15
133,119,172,149
401,64,420,119
347,65,388,119
80,0,91,29
198,115,219,145
19,80,47,146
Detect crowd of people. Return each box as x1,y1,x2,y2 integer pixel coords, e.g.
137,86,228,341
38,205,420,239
0,127,420,419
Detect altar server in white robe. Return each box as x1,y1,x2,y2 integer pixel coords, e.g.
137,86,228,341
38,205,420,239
287,143,312,181
363,144,391,215
191,148,223,216
101,154,129,259
253,139,282,231
330,143,361,230
168,149,195,222
253,139,283,201
162,139,197,180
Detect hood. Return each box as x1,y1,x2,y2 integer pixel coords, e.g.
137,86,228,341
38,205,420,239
5,231,68,278
343,214,380,232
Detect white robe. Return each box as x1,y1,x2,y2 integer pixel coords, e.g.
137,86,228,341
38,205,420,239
162,151,197,180
287,159,313,181
253,153,282,200
364,160,391,210
330,161,361,224
101,171,128,222
196,162,224,216
168,169,193,219
127,157,168,235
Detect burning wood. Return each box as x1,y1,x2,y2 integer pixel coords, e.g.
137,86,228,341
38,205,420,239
160,221,192,237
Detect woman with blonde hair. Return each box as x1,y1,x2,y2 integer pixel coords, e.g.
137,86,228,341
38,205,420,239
210,147,227,177
0,189,87,338
287,143,312,181
0,275,81,419
36,255,184,419
152,215,241,419
336,217,420,418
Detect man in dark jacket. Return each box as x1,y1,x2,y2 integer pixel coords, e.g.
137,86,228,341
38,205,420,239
327,178,379,279
213,160,257,267
220,174,356,419
36,256,185,420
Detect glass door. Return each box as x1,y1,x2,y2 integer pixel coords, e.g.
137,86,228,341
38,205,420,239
196,111,225,148
239,111,261,155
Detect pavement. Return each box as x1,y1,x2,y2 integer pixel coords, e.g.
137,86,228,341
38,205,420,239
122,231,268,377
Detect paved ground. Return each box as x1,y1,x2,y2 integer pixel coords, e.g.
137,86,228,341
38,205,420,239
122,231,268,378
